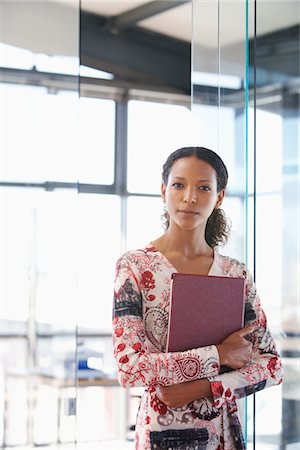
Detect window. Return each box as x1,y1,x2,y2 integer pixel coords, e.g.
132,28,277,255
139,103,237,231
0,84,79,182
127,100,200,194
79,98,115,185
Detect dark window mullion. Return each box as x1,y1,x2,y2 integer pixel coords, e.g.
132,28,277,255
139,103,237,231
0,181,116,194
114,97,128,196
114,96,129,252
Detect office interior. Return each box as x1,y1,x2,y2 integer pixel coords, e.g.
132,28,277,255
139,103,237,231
0,1,299,449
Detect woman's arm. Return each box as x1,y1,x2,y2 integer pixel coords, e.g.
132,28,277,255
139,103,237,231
113,254,221,388
155,325,255,408
207,269,283,409
156,379,212,408
155,271,283,409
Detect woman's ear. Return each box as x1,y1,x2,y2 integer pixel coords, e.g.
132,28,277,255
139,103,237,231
215,189,225,208
161,182,166,203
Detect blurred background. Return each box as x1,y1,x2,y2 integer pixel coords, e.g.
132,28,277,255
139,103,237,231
0,1,299,449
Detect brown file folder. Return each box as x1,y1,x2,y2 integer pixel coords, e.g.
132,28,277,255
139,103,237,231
167,273,245,352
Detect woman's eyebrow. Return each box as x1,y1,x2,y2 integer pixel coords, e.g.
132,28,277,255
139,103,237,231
172,176,212,182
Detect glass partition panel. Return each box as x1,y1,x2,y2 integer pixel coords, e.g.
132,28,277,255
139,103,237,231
192,1,247,258
0,1,79,447
192,0,248,439
248,2,300,448
193,1,300,449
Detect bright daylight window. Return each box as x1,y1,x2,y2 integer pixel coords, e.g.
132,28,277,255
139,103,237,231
79,97,115,185
127,100,201,194
126,196,163,251
76,194,121,331
0,83,79,182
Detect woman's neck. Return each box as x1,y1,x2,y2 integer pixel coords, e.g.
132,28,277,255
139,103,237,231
153,226,213,259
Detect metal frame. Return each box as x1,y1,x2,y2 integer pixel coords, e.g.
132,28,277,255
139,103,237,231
107,1,191,31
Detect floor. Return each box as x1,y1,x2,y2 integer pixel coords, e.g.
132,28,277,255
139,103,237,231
4,442,134,450
4,442,300,450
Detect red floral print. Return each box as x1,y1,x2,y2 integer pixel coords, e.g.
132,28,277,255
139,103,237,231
141,271,155,290
112,245,283,450
225,388,232,398
117,343,126,352
150,393,168,415
267,356,279,379
132,342,142,352
119,354,129,364
213,382,224,397
115,327,123,337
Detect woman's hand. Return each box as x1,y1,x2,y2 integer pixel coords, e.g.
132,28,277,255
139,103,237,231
156,379,212,408
216,325,255,369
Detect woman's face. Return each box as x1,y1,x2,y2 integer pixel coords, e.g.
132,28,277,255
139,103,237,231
161,156,225,231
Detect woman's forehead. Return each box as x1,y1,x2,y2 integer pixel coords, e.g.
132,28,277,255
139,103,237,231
170,156,217,179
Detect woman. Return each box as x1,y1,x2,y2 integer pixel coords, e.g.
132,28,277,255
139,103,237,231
113,147,283,450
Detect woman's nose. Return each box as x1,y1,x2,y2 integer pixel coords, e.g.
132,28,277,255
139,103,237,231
183,189,197,204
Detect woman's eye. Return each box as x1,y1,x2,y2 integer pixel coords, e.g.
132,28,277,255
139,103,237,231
172,183,183,189
199,185,211,191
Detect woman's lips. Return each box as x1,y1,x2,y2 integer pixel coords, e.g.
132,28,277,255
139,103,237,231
178,210,199,215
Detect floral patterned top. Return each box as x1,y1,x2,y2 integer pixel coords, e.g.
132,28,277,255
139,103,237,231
112,244,283,450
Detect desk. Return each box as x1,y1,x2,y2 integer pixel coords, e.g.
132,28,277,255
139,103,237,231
3,369,123,447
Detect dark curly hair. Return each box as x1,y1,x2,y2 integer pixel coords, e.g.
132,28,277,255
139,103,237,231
161,146,231,247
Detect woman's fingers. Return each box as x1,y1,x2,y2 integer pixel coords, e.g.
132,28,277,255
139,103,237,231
235,324,256,338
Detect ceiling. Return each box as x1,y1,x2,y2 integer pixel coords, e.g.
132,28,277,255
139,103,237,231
0,0,299,97
81,0,300,47
1,0,299,57
78,0,300,94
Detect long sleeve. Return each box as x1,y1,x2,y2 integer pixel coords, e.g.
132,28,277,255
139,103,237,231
113,253,221,388
208,269,283,408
